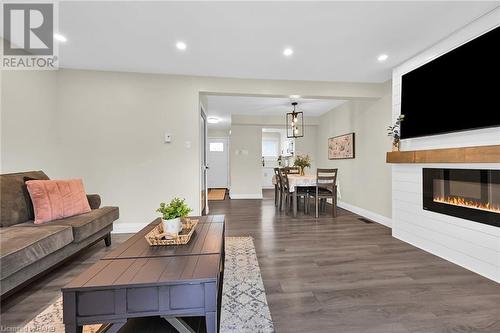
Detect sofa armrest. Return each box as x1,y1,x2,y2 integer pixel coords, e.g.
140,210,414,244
86,194,101,209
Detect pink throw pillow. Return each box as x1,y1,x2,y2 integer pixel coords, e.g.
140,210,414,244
25,179,91,224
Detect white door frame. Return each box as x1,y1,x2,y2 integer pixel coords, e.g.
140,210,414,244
200,104,209,214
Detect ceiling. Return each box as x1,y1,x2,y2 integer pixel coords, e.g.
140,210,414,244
205,95,346,129
56,2,498,82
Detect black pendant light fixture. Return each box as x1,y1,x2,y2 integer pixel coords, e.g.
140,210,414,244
286,102,304,138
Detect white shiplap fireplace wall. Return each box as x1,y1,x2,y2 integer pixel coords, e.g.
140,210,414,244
391,8,500,282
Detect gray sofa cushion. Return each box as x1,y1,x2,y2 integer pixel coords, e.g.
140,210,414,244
0,171,49,227
0,224,73,279
42,207,118,243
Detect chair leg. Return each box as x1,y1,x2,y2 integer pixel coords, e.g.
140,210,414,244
315,196,319,218
274,185,278,207
305,195,309,215
285,193,290,214
332,196,337,217
281,192,285,212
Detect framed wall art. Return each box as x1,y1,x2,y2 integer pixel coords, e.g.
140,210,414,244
328,132,355,159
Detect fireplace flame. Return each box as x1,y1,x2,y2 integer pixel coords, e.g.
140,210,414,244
433,196,500,214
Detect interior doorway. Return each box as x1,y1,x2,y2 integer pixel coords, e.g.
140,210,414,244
207,137,229,189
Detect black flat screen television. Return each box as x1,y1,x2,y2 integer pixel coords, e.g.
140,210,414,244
400,26,500,139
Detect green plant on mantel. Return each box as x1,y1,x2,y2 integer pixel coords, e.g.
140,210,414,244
387,114,405,146
156,198,192,220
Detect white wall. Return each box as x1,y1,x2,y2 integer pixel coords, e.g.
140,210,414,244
2,68,386,231
294,125,318,174
316,83,393,224
392,8,500,282
1,71,60,175
229,125,262,199
229,115,319,193
208,128,229,137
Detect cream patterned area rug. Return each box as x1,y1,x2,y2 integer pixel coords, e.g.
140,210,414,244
21,237,274,333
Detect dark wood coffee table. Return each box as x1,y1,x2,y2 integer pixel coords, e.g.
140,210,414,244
62,215,225,333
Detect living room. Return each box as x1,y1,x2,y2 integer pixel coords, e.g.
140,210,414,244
1,2,499,333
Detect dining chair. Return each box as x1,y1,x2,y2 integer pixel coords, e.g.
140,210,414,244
309,168,338,218
273,168,282,208
278,169,290,211
280,168,309,214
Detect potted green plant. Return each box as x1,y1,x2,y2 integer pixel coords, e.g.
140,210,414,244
387,114,405,151
293,154,312,176
156,198,192,234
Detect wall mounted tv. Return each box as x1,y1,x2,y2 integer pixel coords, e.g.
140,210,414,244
400,26,500,139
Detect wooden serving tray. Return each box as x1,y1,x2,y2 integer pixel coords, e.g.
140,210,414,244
145,219,198,246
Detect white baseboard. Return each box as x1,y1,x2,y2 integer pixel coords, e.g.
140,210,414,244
229,193,263,199
337,201,392,228
112,223,146,234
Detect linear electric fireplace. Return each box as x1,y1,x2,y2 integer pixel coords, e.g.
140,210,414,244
423,168,500,227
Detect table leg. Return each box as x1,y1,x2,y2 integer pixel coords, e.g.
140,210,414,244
63,292,81,333
293,190,297,217
96,322,126,333
205,311,217,333
162,317,195,333
65,324,82,333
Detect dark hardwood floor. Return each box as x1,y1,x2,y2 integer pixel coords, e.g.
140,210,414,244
209,190,500,333
1,190,499,332
0,234,131,330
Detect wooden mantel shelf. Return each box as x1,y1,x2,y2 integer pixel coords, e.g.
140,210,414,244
386,145,500,163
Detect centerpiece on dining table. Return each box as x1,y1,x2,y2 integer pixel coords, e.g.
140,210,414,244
293,154,312,176
145,198,198,246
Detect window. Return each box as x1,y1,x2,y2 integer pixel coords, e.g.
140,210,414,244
209,142,224,152
262,139,279,157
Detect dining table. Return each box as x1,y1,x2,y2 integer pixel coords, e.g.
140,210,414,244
272,174,317,217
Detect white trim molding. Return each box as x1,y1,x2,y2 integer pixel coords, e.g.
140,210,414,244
338,201,392,228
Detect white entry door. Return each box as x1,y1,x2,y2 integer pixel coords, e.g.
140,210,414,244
207,137,229,188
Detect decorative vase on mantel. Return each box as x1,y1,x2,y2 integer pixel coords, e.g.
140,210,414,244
392,141,400,152
300,167,305,176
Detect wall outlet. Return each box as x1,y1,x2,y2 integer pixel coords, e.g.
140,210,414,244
164,132,172,143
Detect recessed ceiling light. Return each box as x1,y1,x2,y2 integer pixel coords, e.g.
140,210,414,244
377,54,388,62
54,33,67,43
207,117,219,124
176,41,187,50
283,48,294,57
289,95,301,99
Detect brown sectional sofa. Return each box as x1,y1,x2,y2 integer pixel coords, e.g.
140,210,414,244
0,171,119,298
